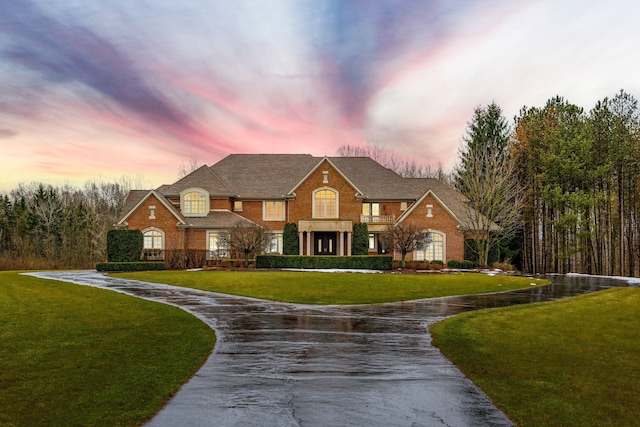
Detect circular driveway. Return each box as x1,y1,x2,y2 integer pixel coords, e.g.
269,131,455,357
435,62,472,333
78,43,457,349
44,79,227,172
30,270,519,426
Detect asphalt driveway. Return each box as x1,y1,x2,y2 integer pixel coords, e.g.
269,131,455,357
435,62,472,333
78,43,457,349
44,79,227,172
29,270,514,427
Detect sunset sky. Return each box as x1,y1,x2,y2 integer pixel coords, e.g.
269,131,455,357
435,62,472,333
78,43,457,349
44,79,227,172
2,0,640,192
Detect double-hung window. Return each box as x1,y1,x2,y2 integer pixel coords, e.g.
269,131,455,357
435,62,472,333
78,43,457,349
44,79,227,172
263,201,285,221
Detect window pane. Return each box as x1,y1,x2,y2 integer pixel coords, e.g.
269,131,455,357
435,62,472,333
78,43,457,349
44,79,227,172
371,203,380,216
265,201,284,220
184,192,206,215
315,190,337,218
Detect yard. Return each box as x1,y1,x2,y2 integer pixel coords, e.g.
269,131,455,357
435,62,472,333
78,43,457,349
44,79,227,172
113,269,547,304
0,271,215,427
430,287,640,427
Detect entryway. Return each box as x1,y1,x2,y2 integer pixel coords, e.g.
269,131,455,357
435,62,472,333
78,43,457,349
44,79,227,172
314,232,336,255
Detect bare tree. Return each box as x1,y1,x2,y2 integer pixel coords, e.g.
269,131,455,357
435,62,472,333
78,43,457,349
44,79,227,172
178,158,201,178
455,103,521,267
226,221,272,267
379,223,430,268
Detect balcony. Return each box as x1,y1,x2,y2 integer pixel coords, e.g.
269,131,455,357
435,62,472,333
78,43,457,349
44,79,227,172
360,214,395,224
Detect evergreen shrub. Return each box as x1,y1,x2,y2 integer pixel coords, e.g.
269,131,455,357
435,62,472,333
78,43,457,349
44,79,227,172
351,223,369,255
107,229,143,262
96,262,166,272
447,260,462,268
255,255,392,270
283,223,299,255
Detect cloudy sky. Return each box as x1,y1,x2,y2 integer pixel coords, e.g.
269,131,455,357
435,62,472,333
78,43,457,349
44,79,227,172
1,0,639,191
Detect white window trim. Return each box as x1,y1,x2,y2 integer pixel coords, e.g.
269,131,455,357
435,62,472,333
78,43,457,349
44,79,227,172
142,227,164,249
263,200,285,221
180,187,210,217
233,200,243,212
265,231,284,254
312,187,339,219
207,230,229,259
414,230,446,262
426,204,433,218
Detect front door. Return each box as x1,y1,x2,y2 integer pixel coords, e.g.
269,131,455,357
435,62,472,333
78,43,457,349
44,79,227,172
314,232,337,255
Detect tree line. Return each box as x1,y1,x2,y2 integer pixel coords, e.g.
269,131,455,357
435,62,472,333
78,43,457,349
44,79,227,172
0,180,131,270
510,90,640,276
454,90,640,276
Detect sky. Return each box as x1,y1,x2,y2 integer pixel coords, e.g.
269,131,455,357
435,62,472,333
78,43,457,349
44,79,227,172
2,0,640,192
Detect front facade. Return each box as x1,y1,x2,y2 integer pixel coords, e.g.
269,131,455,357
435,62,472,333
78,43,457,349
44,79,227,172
116,154,480,263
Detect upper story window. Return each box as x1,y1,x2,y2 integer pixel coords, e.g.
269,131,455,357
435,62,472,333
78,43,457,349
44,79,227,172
362,202,380,217
264,200,285,221
233,201,243,211
314,188,338,218
180,188,209,217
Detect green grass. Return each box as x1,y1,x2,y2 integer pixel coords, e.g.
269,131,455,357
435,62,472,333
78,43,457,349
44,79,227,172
114,270,547,304
430,287,640,427
0,271,215,427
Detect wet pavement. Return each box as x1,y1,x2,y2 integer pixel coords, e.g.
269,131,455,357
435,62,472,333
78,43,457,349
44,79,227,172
26,271,634,427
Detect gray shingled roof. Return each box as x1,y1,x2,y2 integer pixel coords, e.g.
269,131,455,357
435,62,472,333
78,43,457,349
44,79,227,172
159,165,233,196
328,157,422,200
182,210,255,228
210,154,319,199
119,190,151,220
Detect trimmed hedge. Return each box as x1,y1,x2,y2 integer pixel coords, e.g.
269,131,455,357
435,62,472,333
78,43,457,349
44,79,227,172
351,223,369,255
107,229,143,262
283,223,299,255
96,262,166,272
256,255,393,270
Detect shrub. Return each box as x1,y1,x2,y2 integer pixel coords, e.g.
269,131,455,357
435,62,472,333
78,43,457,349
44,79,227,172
283,223,299,255
352,223,369,255
107,230,143,262
256,255,392,270
430,260,444,265
96,262,166,272
447,260,461,268
461,260,476,269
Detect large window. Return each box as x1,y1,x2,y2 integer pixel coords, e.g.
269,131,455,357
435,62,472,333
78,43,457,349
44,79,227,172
415,231,445,262
208,232,228,259
265,232,283,254
263,201,285,221
182,190,208,216
143,229,164,260
314,189,337,218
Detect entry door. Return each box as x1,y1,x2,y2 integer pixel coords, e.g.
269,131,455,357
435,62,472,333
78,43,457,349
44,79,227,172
315,232,337,255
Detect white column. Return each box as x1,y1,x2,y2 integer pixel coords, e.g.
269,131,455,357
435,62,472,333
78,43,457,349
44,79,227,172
346,232,352,256
298,232,304,255
338,232,345,256
306,232,312,255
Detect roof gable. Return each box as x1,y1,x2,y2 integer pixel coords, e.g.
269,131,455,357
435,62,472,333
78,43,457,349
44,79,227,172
288,157,364,196
117,190,186,226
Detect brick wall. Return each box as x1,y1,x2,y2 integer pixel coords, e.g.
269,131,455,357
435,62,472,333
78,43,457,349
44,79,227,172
125,194,185,249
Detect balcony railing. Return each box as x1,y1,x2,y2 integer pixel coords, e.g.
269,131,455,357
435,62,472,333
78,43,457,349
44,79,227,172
360,214,395,224
142,249,165,261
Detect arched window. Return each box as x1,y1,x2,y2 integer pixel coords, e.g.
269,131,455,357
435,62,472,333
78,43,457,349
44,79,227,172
181,189,208,216
143,229,164,260
313,188,338,218
415,231,445,262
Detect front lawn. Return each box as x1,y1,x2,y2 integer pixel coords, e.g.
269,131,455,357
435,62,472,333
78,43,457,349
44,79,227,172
114,270,547,304
430,287,640,427
0,271,215,427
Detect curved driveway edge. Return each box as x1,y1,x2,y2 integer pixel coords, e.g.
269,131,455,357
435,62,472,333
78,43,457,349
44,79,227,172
27,270,514,427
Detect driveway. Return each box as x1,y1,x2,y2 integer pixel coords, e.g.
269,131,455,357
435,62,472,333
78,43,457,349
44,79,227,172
29,270,514,427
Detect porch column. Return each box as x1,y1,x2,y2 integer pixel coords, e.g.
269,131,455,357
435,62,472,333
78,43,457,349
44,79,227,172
298,232,304,255
306,231,312,256
346,232,352,256
338,232,345,256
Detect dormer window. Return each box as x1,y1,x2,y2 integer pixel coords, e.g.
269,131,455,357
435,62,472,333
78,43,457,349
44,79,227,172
180,188,209,217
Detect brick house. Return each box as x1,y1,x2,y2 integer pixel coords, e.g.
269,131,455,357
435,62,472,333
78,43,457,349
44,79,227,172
116,154,483,263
